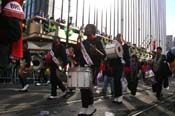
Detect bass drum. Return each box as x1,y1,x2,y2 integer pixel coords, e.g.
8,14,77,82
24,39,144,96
32,55,43,71
105,42,123,58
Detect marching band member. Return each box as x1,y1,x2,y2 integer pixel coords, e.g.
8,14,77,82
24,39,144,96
109,34,124,103
47,36,68,99
77,24,105,116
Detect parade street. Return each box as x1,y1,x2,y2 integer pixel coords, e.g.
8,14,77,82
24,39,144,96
0,77,175,116
0,0,174,116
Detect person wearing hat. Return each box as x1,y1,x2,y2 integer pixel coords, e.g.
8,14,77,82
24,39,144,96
0,0,24,73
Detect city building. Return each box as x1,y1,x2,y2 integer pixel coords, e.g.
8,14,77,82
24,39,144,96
23,0,49,18
166,35,175,51
23,0,166,52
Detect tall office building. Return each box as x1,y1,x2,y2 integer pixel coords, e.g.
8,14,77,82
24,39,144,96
166,35,175,51
23,0,49,18
24,0,166,52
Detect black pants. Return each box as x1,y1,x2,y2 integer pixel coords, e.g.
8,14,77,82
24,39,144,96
154,76,163,98
142,72,145,80
113,66,123,98
92,65,98,86
80,88,94,108
50,62,66,96
163,76,169,88
126,72,139,95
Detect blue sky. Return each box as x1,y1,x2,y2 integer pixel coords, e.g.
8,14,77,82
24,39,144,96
166,0,175,35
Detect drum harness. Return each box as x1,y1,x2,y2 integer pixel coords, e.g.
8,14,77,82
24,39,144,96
80,42,94,66
81,40,105,66
49,50,64,71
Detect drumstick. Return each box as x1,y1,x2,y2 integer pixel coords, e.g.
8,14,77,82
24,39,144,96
90,44,104,56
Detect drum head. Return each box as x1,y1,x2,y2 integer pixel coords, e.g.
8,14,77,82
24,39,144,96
105,43,123,58
32,55,43,71
115,44,123,58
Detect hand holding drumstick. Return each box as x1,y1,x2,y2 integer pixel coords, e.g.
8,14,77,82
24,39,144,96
89,44,105,56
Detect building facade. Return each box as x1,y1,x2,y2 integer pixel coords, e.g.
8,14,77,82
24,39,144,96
23,0,166,52
166,35,175,51
23,0,49,18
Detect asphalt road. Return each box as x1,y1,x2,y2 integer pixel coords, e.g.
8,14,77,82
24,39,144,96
0,77,175,116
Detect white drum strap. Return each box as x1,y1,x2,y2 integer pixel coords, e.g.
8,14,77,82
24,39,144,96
81,42,94,65
50,50,60,66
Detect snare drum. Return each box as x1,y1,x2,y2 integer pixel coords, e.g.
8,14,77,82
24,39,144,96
105,42,123,58
67,67,92,88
